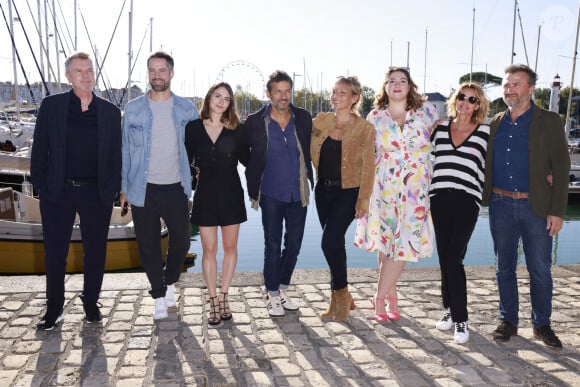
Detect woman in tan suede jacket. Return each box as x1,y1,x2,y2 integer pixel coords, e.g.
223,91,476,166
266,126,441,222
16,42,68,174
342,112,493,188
311,76,375,321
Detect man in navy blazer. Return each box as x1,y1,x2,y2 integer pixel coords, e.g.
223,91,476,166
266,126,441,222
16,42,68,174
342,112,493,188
31,52,122,330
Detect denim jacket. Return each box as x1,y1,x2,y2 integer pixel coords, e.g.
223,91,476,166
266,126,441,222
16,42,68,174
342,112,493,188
121,91,199,206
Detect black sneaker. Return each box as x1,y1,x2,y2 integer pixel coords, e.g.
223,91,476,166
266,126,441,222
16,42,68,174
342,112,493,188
492,320,518,342
83,301,103,323
37,306,64,331
533,325,563,349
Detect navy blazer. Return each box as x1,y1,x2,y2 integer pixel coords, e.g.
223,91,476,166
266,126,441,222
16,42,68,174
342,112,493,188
30,90,122,204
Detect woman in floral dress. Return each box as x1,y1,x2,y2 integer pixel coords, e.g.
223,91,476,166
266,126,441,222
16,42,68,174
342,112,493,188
354,67,438,322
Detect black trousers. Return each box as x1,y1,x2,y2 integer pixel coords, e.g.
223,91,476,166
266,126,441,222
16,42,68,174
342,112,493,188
315,184,358,290
40,183,113,308
131,183,190,299
431,189,479,323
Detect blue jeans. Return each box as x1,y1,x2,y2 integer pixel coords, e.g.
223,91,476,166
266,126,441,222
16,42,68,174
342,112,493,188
489,193,553,327
260,194,307,292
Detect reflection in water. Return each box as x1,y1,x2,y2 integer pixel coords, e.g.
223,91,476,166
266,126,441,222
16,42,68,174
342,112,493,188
565,199,580,220
187,180,580,271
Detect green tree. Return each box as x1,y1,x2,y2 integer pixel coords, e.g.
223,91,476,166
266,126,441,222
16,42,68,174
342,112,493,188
559,86,580,118
458,72,502,86
293,88,331,116
488,97,507,117
360,86,375,118
533,88,551,110
235,91,263,120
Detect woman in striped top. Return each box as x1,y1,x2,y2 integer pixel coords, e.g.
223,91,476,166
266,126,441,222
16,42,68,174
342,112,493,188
430,82,490,344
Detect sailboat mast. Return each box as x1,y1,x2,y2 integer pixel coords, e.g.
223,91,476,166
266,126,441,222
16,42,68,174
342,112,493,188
511,0,517,64
470,7,475,82
423,28,427,93
534,23,541,73
37,0,44,84
52,0,60,91
565,4,580,133
8,0,20,119
127,0,133,104
74,0,77,50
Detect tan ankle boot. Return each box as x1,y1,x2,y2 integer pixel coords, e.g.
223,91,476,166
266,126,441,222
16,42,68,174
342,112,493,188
333,287,356,321
320,290,336,320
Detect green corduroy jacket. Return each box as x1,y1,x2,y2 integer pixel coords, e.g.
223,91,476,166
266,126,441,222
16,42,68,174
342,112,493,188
482,104,571,218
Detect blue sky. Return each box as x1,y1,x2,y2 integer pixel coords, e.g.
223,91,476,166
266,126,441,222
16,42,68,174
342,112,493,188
1,0,578,100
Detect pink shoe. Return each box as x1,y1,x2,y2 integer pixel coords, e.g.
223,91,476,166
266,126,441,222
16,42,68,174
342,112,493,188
386,297,400,321
371,296,389,322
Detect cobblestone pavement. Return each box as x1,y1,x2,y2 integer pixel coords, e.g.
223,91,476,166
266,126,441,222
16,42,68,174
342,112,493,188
0,266,578,386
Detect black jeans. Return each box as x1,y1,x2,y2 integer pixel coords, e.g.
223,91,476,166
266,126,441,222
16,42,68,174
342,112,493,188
132,183,190,299
40,183,112,308
431,189,479,323
315,183,358,290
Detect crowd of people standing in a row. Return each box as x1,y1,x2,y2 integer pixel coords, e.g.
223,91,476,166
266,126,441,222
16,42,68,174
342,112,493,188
30,51,570,350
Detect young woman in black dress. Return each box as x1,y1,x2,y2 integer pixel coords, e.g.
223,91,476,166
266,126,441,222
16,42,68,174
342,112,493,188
185,83,248,325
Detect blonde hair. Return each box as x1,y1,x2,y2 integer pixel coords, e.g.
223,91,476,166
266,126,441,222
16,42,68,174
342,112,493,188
335,76,362,115
447,82,489,124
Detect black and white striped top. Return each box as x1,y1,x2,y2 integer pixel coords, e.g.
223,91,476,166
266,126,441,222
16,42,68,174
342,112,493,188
429,121,490,203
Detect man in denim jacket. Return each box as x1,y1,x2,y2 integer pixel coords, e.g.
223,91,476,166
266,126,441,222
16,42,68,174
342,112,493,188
120,52,198,320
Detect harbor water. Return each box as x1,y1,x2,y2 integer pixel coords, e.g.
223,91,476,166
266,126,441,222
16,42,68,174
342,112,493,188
188,168,580,273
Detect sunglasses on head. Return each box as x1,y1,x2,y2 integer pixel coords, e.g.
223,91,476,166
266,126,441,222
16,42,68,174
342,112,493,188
458,93,479,105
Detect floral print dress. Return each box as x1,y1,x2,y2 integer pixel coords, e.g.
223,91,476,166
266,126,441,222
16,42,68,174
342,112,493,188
354,103,438,262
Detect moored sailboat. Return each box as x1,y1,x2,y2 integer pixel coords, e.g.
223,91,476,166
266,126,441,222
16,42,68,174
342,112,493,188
0,187,169,274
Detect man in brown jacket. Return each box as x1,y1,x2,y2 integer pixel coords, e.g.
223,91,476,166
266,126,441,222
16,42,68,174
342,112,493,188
482,64,570,349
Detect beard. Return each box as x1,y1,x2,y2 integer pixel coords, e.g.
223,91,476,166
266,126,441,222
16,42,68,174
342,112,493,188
150,79,170,92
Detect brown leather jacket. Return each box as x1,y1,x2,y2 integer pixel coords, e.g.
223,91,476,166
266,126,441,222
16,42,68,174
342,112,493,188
311,112,375,212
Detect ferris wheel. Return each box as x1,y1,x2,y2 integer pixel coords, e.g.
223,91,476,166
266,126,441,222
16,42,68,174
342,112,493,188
215,60,266,99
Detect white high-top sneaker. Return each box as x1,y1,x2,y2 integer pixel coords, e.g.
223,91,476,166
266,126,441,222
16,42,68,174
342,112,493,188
165,284,176,309
154,297,168,320
436,309,453,330
454,321,470,344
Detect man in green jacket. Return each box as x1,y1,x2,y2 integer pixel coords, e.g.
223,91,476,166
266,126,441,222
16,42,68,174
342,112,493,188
482,64,570,349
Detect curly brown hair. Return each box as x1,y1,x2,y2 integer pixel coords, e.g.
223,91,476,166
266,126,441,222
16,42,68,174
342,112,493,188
374,67,423,111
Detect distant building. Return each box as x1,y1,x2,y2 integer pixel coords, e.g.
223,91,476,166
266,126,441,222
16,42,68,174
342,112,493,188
424,92,448,119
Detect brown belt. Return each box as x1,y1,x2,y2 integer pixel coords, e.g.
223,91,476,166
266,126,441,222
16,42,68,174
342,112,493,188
493,187,528,199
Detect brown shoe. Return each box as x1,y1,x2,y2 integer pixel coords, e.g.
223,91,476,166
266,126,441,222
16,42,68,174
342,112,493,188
492,321,518,342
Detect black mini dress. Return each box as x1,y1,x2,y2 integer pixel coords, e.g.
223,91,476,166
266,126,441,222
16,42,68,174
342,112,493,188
184,119,247,226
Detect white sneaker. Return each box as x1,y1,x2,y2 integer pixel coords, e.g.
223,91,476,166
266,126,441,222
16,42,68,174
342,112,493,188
436,309,453,330
279,289,299,311
154,297,168,320
267,295,285,317
165,284,176,308
454,321,469,344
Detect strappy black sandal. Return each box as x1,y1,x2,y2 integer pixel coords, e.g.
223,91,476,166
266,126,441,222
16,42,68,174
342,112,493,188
219,292,232,321
208,296,220,326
